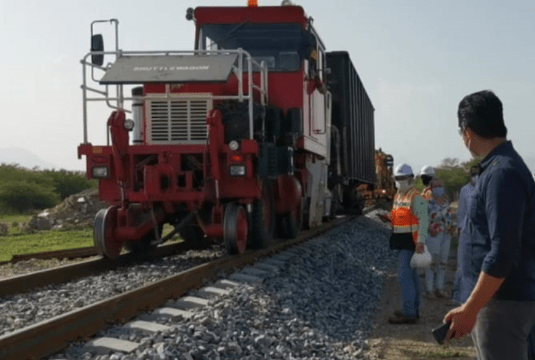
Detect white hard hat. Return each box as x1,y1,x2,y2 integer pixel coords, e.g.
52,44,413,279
420,165,435,176
394,163,414,177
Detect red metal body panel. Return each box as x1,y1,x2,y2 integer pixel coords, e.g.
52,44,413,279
146,72,305,112
194,6,307,27
79,138,261,209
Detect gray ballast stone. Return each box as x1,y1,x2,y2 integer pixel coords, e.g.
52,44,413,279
260,258,286,267
240,266,270,278
214,279,240,289
0,245,227,340
173,296,209,310
196,286,231,299
152,307,194,319
229,272,264,284
123,320,171,333
285,246,306,253
83,337,140,354
271,253,294,262
308,237,326,245
254,262,281,274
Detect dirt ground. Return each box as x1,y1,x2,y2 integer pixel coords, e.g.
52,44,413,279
365,249,477,360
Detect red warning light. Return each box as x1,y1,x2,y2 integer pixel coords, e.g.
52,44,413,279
248,0,258,7
230,154,245,163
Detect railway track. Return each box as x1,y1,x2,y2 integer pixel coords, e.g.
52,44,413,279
0,216,355,360
0,241,206,298
0,225,194,267
0,247,98,266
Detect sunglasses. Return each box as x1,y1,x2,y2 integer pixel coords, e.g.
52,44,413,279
394,176,411,181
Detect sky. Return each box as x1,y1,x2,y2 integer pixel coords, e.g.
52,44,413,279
0,0,534,174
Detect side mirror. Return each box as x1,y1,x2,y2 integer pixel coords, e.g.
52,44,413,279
91,34,104,66
186,7,194,21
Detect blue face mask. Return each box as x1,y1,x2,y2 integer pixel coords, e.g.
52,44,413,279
432,187,445,197
471,175,479,184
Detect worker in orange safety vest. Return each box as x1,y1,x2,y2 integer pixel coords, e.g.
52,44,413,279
388,163,429,324
420,165,436,200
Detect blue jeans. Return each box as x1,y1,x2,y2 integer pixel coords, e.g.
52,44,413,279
425,232,451,292
397,249,421,317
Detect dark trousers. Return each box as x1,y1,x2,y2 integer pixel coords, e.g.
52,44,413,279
529,326,535,360
471,299,535,360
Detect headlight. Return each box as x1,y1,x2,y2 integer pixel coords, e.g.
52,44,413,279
92,166,110,179
124,119,135,131
230,165,246,177
229,140,240,151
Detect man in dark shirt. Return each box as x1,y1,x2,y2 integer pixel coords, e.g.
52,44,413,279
457,165,480,233
452,165,479,304
444,90,535,360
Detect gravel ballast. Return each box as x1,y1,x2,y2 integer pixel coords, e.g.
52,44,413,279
46,214,395,360
0,249,224,337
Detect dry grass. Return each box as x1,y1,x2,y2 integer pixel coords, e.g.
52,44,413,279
365,252,476,360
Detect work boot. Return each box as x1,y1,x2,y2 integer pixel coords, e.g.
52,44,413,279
388,312,419,324
435,289,449,298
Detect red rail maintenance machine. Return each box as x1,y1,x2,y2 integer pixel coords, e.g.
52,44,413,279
78,0,375,258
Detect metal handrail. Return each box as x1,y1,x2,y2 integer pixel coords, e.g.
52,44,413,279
81,48,269,144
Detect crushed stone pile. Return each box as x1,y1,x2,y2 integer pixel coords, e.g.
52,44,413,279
27,189,108,231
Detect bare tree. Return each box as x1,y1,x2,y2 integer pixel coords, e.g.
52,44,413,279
437,157,460,170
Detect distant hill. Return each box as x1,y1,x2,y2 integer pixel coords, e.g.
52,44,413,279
0,147,58,170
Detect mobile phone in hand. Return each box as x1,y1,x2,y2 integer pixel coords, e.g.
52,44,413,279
432,322,451,345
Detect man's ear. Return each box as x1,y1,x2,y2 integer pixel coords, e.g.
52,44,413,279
464,126,476,141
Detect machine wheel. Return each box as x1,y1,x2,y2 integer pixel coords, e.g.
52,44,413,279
343,186,363,216
354,191,364,216
248,181,275,249
277,201,302,239
330,184,343,219
224,202,249,254
124,224,162,254
301,197,311,230
93,206,122,259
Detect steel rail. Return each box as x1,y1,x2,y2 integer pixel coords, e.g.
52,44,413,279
5,247,98,264
0,216,353,360
0,241,200,298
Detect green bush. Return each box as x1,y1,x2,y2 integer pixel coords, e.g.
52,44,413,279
0,180,60,213
436,167,469,198
42,169,97,200
0,164,53,187
0,164,96,214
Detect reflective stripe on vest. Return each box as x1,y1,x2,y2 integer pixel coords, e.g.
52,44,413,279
392,188,420,242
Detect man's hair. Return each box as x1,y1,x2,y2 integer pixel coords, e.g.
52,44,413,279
470,165,479,176
457,90,507,138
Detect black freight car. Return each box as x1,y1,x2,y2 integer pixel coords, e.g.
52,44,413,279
326,51,375,214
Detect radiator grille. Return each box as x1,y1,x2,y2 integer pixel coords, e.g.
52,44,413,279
147,96,211,144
